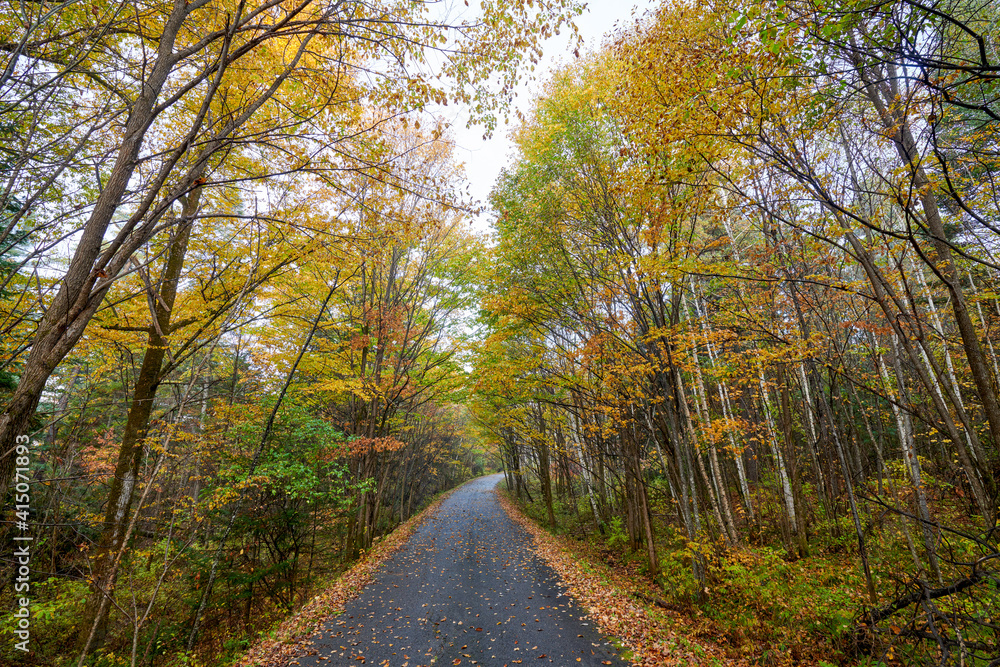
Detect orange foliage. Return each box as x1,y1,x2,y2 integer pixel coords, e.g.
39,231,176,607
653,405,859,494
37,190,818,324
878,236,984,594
80,429,119,478
341,436,407,457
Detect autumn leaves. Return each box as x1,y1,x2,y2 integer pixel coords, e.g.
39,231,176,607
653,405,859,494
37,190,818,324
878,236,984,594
473,0,999,662
1,0,582,663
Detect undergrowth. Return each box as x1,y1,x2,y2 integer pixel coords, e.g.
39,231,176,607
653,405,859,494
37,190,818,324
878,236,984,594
511,482,884,665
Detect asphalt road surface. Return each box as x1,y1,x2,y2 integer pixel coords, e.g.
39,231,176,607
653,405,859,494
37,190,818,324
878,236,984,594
291,474,629,667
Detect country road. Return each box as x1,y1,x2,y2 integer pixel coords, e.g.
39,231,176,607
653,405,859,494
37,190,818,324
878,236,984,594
290,474,629,667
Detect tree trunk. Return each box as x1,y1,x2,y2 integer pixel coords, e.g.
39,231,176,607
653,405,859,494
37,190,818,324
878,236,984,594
856,60,999,500
0,0,192,503
77,186,200,651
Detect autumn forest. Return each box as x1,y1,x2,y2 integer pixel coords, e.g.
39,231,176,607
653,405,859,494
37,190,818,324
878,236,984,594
1,0,999,665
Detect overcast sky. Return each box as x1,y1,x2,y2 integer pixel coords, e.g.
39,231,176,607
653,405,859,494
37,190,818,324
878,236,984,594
446,0,656,231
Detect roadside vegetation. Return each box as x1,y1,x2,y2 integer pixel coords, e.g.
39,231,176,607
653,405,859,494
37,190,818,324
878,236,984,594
0,0,578,664
4,0,999,665
473,1,1000,665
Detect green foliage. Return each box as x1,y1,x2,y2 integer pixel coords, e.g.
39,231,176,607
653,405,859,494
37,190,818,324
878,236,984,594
655,543,702,603
257,399,351,504
0,577,89,663
206,396,353,508
606,516,629,551
705,547,855,642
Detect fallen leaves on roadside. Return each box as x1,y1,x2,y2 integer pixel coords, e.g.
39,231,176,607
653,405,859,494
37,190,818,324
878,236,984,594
498,489,742,667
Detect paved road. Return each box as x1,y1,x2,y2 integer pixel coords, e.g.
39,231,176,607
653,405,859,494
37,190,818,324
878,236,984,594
292,474,628,667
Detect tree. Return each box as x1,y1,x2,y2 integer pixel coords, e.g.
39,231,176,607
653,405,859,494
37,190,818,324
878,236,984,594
0,0,583,504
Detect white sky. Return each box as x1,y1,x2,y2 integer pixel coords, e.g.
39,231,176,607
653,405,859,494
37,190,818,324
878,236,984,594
446,0,656,232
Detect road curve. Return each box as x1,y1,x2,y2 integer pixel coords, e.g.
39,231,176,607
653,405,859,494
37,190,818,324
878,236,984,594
291,473,628,667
